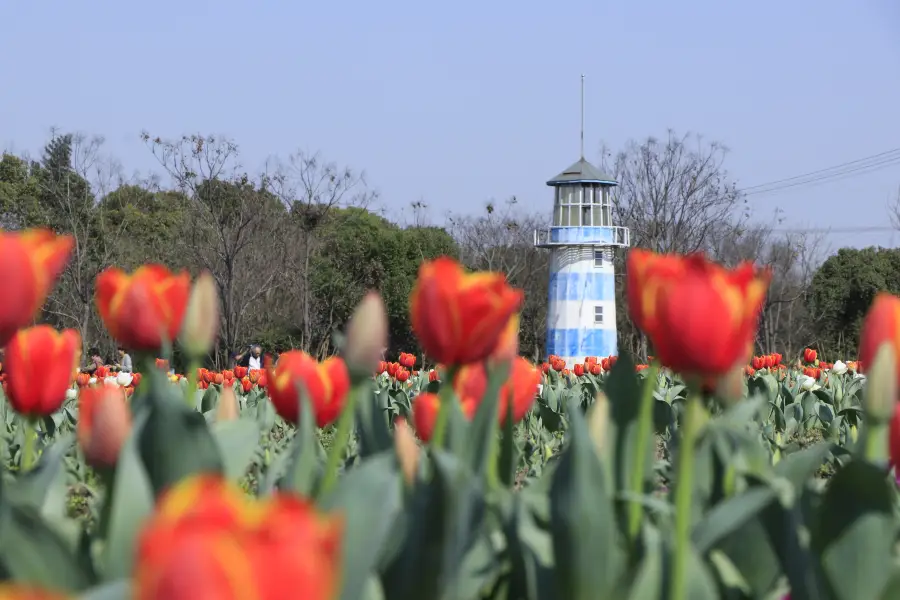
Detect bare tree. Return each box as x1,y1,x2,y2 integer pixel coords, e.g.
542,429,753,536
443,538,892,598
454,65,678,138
604,130,746,255
712,221,825,357
38,132,124,355
603,131,747,360
273,150,378,351
448,197,549,360
142,133,288,362
888,186,900,231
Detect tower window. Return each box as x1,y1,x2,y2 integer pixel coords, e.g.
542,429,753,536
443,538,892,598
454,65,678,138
594,305,604,324
593,250,604,268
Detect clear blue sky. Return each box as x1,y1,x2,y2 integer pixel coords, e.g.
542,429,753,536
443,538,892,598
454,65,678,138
1,0,899,252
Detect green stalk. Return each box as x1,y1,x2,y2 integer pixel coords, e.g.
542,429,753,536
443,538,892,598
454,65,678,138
864,414,888,463
184,359,200,410
429,365,459,450
319,386,360,496
627,363,659,540
21,419,37,472
671,393,702,600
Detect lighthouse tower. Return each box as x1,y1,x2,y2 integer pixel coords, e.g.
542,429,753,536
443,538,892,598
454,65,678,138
533,159,630,367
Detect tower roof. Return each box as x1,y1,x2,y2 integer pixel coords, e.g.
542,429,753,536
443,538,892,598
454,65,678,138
546,158,617,186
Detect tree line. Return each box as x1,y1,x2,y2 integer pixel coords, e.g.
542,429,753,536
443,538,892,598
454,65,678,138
0,129,886,368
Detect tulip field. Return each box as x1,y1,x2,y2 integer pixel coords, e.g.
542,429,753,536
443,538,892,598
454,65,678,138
3,230,900,600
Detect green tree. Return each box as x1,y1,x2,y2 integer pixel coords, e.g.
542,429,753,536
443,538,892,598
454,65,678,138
808,246,900,358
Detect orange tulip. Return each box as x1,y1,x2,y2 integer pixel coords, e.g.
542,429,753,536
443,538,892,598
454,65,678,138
859,293,900,383
412,392,477,441
135,475,342,600
0,585,72,599
626,249,687,334
0,229,74,347
4,326,80,417
267,351,350,427
453,357,541,425
409,257,523,365
626,250,771,379
95,264,191,350
490,313,520,361
77,384,132,468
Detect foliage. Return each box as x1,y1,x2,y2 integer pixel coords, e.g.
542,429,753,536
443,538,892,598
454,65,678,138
1,348,896,599
809,247,900,358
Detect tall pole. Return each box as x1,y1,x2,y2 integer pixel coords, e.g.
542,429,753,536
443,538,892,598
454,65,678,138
580,74,585,160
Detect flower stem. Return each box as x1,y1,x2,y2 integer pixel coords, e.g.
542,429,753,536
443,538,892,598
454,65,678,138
627,363,659,541
319,386,360,497
22,419,37,472
185,359,200,410
430,365,459,450
672,393,702,600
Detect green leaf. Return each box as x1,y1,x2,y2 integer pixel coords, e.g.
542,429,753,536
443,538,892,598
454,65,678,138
774,442,833,491
77,580,130,600
283,393,322,496
684,545,720,600
626,527,663,599
199,386,218,412
692,486,777,553
359,577,385,600
100,413,154,580
138,389,224,498
814,460,893,554
320,452,403,600
5,434,74,517
464,361,509,478
822,513,897,600
549,396,623,600
380,453,451,600
713,518,781,597
210,419,260,481
498,400,518,487
0,502,93,592
354,379,392,458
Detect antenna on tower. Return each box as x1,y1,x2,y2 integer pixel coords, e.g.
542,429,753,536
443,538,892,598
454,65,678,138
580,74,585,160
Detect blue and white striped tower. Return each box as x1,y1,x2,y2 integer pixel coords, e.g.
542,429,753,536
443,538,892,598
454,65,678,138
533,158,631,368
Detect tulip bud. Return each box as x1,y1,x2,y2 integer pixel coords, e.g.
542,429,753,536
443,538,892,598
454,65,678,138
78,385,132,468
216,385,239,422
393,417,420,485
179,271,219,359
866,343,897,422
587,391,610,458
344,292,388,376
715,364,747,406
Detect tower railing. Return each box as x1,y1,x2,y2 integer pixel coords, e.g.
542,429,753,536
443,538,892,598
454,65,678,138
533,226,630,248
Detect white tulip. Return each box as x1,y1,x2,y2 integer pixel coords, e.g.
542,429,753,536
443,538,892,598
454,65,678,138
104,376,118,387
65,387,78,401
799,375,819,391
116,372,133,387
88,377,97,385
831,360,848,375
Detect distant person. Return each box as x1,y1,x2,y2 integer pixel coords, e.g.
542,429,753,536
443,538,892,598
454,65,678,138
115,346,133,373
234,344,263,370
82,348,105,376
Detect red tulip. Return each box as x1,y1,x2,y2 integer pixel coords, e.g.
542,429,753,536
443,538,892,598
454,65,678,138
4,326,80,417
